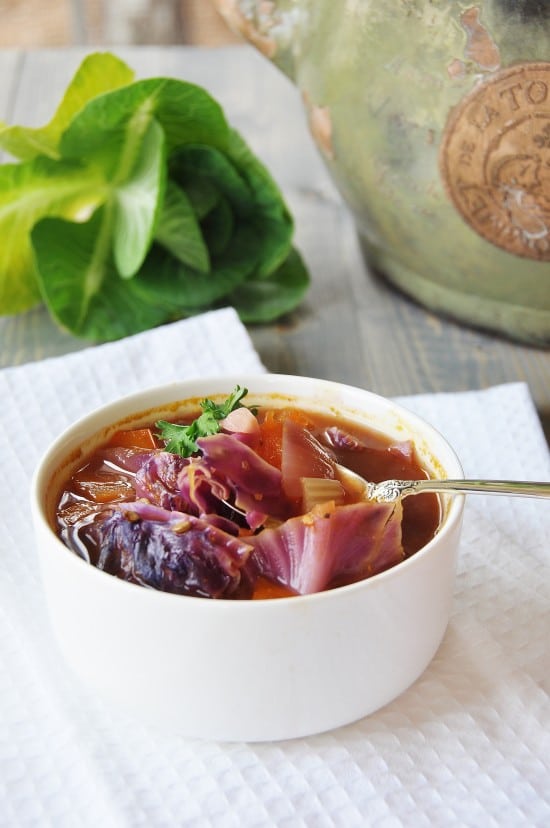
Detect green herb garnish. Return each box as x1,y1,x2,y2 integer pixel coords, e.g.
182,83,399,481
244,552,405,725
0,52,309,340
156,385,250,457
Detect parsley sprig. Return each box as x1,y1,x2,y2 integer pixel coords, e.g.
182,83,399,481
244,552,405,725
156,386,251,457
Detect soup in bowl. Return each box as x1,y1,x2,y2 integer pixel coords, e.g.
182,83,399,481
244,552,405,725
31,374,464,741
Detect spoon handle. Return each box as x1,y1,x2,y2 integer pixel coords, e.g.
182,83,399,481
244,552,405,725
367,478,550,503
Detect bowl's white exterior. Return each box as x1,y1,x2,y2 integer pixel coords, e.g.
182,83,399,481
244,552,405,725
31,375,464,741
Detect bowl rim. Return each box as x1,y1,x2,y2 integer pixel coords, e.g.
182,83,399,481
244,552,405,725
30,373,465,609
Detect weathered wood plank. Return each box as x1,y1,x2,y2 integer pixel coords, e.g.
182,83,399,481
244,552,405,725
0,50,20,120
6,48,91,127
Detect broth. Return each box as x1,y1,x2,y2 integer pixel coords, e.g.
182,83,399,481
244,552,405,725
55,403,441,599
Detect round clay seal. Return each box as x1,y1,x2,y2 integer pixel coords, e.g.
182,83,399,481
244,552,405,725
440,62,550,262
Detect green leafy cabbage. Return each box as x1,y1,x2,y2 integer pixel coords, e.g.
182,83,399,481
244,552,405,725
0,52,309,340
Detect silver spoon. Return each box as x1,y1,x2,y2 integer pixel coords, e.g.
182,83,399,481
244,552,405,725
336,465,550,504
220,469,550,517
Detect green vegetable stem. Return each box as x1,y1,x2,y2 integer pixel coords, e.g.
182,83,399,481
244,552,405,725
0,52,309,341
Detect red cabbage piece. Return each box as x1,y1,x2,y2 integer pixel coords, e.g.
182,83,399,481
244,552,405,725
388,440,415,461
281,418,336,499
322,425,413,461
88,500,254,599
321,426,364,453
196,432,287,529
177,460,234,519
135,451,193,512
249,501,404,595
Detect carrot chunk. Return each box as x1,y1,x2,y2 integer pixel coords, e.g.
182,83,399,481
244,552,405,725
256,415,283,468
252,576,297,600
107,428,159,450
256,408,313,468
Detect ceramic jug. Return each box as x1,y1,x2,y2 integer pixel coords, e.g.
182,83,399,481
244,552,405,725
213,0,550,345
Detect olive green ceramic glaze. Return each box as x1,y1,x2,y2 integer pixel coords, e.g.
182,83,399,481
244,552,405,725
214,0,550,344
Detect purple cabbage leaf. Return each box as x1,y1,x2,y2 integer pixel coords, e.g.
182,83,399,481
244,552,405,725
135,451,193,511
249,500,404,595
87,500,255,599
196,432,287,529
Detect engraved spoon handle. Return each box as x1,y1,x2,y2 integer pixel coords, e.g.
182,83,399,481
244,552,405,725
365,478,550,503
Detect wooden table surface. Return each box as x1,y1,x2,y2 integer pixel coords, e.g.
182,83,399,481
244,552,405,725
1,45,549,442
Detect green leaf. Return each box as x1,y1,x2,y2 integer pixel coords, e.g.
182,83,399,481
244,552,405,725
170,144,253,212
171,134,293,283
60,78,229,165
156,386,249,457
131,240,251,315
152,228,307,326
202,196,234,256
32,207,171,340
154,180,209,272
1,51,310,338
0,157,105,314
179,176,219,220
229,247,310,323
154,420,202,458
113,118,166,278
201,385,249,419
225,129,294,278
32,206,114,333
0,52,134,161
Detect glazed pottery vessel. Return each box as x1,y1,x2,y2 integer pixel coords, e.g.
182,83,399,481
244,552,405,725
214,1,550,344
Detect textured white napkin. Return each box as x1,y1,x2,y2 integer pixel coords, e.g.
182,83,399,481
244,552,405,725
1,308,549,828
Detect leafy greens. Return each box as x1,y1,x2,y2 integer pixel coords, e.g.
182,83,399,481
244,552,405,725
156,385,250,457
0,52,309,340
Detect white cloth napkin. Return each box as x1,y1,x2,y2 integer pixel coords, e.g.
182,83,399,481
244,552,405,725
1,307,548,828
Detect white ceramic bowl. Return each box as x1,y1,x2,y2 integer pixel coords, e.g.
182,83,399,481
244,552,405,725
31,374,464,742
